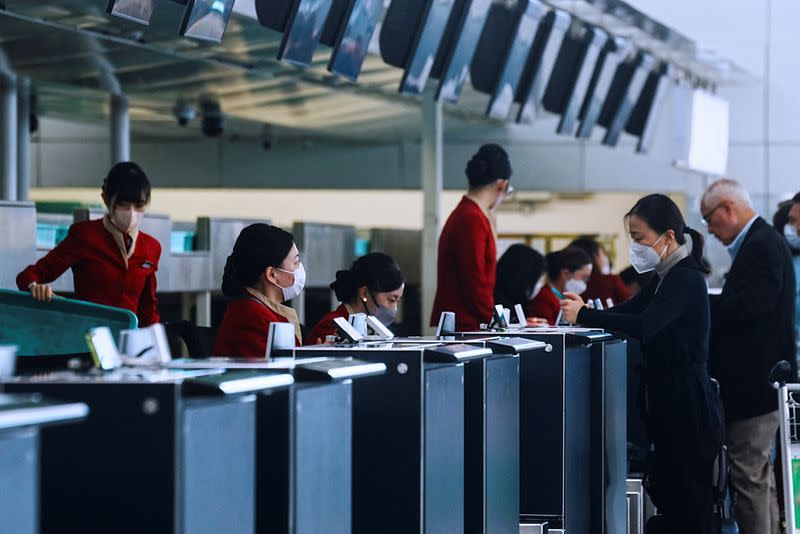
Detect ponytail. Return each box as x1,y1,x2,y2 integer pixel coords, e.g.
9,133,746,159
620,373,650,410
684,227,709,274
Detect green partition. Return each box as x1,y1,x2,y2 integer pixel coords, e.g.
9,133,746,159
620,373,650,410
0,289,137,356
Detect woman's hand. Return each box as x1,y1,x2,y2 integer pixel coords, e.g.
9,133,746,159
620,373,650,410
29,282,55,302
526,317,549,327
559,292,586,324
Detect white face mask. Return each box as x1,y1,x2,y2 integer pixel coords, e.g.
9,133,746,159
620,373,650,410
628,234,667,274
784,224,800,250
111,207,143,234
274,263,306,302
565,278,587,295
529,279,545,300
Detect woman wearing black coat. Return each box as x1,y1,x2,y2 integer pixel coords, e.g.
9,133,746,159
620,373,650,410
560,194,724,533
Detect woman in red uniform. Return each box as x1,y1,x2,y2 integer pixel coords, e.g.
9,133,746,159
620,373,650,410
569,236,630,306
16,162,161,326
305,252,405,345
528,246,592,325
430,144,513,331
214,224,305,358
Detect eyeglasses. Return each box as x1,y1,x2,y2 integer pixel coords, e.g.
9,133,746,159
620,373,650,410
701,204,722,225
505,184,515,196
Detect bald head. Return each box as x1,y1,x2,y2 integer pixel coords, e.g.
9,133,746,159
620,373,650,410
701,179,758,246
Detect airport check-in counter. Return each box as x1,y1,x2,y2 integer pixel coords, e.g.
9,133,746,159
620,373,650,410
458,327,627,534
277,342,484,534
164,356,387,534
376,336,546,534
0,393,88,534
2,368,273,534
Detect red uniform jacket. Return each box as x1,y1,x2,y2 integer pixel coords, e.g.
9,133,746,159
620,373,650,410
305,304,349,345
582,272,630,305
528,284,561,326
430,197,497,331
214,297,301,358
16,218,161,326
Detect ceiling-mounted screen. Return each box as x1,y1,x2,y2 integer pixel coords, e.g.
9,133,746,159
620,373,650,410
327,0,384,81
278,0,336,67
255,0,294,31
542,25,607,135
106,0,158,25
179,0,236,42
516,9,571,124
433,0,492,104
483,2,546,120
576,36,632,139
626,63,672,154
598,52,656,146
399,0,457,95
674,88,730,176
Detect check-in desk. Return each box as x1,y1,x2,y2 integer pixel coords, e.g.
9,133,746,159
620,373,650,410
278,342,485,534
0,393,88,534
459,328,627,534
166,357,387,534
2,368,273,534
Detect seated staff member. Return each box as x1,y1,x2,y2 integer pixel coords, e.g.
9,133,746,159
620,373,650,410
430,144,513,331
559,194,723,533
16,162,161,326
305,252,405,345
494,244,548,326
214,224,305,357
528,247,592,325
569,236,630,305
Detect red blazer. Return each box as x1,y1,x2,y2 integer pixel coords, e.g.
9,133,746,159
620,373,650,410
16,218,161,326
214,297,300,358
430,197,496,331
528,284,561,326
582,272,630,305
305,304,349,345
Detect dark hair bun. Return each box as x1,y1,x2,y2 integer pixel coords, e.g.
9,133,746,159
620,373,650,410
330,269,359,302
465,144,512,188
221,224,295,297
329,252,405,304
102,161,152,206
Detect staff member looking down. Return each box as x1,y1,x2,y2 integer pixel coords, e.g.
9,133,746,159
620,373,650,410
430,144,513,331
305,252,405,345
214,224,304,357
569,236,630,305
494,244,549,326
527,247,592,326
560,194,723,533
16,162,161,326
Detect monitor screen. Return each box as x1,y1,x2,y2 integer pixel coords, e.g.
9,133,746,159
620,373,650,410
486,2,542,120
674,88,730,176
400,0,457,95
600,52,655,146
576,36,631,139
627,64,672,154
516,9,571,124
106,0,158,25
179,0,236,42
278,0,336,67
435,0,491,104
328,0,384,81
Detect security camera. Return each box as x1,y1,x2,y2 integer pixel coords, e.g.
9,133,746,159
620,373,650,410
172,102,196,127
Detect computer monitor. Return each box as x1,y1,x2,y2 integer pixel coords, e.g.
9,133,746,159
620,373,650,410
399,0,457,95
626,63,672,154
106,0,158,25
596,52,656,146
576,36,632,139
327,0,384,81
179,0,236,43
278,0,336,67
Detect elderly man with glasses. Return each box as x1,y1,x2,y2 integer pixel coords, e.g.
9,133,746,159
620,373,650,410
700,179,797,534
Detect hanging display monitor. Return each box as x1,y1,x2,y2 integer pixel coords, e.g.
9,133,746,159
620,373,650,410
575,36,632,139
515,9,571,124
179,0,237,42
484,1,546,120
626,63,672,154
433,0,492,104
327,0,384,81
106,0,159,25
277,0,336,67
597,52,656,146
399,0,457,95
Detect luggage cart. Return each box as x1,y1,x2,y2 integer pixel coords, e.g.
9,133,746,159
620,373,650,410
772,361,800,534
